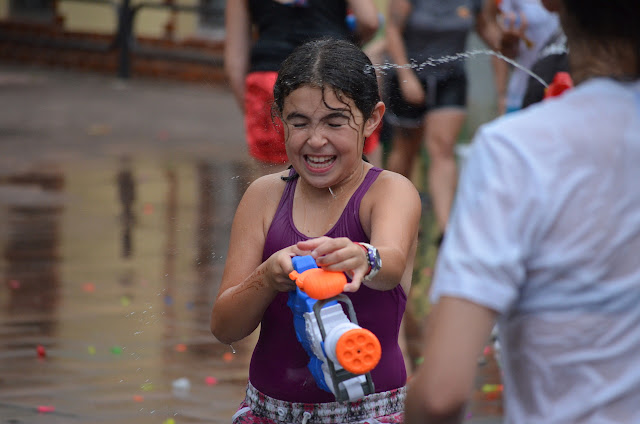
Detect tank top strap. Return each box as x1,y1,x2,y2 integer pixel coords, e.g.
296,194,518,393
348,167,383,208
272,169,298,228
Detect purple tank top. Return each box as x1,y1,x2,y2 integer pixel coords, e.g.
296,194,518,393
249,167,407,402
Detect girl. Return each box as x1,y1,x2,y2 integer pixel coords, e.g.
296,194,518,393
211,38,421,423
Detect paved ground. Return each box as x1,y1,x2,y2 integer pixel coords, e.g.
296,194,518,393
0,63,503,424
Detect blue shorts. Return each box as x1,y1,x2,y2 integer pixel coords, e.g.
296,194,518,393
383,69,467,128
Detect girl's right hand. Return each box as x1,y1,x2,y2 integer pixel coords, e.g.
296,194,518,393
399,72,425,106
263,245,308,293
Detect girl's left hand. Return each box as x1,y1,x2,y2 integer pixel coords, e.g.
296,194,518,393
296,237,370,293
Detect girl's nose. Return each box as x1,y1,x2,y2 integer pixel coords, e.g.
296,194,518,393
307,127,327,148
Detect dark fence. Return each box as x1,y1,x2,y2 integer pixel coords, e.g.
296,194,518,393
0,0,225,79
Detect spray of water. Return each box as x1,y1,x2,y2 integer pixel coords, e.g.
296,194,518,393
366,48,556,89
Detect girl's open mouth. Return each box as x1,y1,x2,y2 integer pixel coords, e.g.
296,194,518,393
305,155,336,170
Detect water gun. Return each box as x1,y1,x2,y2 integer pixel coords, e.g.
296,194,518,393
287,255,381,402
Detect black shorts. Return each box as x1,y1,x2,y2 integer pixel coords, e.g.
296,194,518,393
383,69,467,128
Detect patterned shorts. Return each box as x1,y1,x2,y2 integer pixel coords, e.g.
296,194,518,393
231,382,405,424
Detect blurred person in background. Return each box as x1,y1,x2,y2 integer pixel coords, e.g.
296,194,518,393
224,0,382,172
383,0,500,246
486,0,560,114
520,7,568,108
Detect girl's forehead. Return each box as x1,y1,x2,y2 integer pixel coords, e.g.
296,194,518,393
284,85,355,112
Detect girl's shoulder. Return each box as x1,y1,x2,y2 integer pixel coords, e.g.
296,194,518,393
374,169,419,192
364,168,421,207
240,170,290,209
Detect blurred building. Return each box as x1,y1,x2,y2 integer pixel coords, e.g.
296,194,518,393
0,0,226,81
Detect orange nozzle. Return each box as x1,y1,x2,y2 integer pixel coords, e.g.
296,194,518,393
335,328,381,374
289,268,347,300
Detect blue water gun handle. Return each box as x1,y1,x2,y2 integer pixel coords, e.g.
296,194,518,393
287,256,335,393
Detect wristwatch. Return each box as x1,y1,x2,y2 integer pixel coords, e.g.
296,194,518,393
358,242,382,281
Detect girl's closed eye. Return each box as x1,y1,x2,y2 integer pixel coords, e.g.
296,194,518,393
286,118,309,129
327,120,346,128
325,113,350,128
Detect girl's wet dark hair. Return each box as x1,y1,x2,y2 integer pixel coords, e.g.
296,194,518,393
273,38,381,122
274,38,379,182
562,0,640,76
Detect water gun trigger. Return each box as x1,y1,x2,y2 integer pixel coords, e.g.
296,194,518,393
288,269,308,292
289,270,301,282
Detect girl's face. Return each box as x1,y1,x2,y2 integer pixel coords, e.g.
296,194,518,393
282,85,382,189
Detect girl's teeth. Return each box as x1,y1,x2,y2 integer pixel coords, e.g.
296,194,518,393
306,156,335,168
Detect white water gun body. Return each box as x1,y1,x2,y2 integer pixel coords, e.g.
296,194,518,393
288,256,381,402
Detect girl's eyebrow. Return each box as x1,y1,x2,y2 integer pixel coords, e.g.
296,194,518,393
322,111,349,120
285,111,349,121
285,112,308,121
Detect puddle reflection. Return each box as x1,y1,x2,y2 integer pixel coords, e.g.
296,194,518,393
0,159,256,423
117,157,136,260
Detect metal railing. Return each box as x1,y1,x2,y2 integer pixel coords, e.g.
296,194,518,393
3,0,225,79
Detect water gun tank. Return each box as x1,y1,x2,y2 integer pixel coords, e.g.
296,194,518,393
287,256,381,401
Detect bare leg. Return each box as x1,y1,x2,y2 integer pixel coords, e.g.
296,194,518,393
386,126,423,178
424,108,466,233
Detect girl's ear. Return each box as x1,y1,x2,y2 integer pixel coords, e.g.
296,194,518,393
363,101,386,138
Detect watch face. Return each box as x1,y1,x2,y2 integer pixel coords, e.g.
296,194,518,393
361,243,381,281
371,248,381,269
375,249,382,269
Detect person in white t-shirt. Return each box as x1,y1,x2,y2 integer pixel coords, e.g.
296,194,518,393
404,0,640,422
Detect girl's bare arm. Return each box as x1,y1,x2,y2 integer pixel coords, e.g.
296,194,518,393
362,171,421,292
210,175,298,345
346,0,380,45
385,0,412,80
224,0,251,111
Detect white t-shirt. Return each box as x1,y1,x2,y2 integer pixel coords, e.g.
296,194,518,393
499,0,560,111
431,78,640,423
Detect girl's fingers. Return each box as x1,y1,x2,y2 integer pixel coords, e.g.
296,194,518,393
296,236,331,253
290,244,311,258
295,238,369,289
299,237,347,259
319,255,359,272
343,271,365,293
314,241,362,267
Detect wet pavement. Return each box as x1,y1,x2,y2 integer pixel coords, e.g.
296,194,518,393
0,64,503,423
